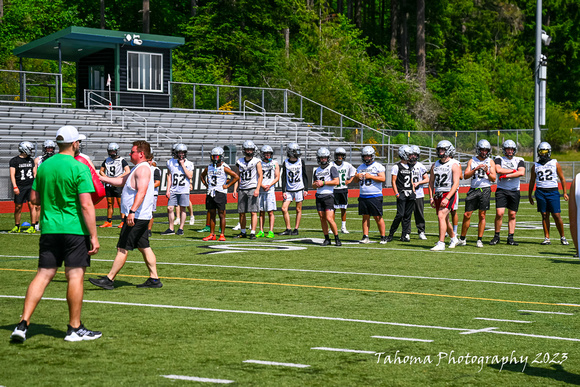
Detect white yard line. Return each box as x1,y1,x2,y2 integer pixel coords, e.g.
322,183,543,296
2,295,579,342
473,317,533,324
311,347,376,354
243,360,310,368
161,375,234,383
518,309,574,316
371,336,433,342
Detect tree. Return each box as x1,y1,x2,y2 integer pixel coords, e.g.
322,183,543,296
416,0,425,90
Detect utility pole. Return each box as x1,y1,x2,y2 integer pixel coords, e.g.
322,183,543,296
533,0,550,162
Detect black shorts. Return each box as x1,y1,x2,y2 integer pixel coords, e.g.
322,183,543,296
38,234,91,268
333,189,349,206
14,186,32,204
464,187,492,212
105,185,123,198
495,188,520,212
358,196,383,217
316,194,335,212
117,219,150,251
206,191,227,212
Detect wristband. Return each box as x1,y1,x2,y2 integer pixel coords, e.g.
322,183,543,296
396,193,400,197
322,181,325,186
13,186,18,189
512,169,516,173
129,210,136,214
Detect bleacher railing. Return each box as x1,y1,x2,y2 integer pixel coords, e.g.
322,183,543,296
0,69,70,106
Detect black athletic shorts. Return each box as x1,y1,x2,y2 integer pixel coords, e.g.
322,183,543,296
495,188,520,212
117,219,150,251
14,186,32,204
358,196,383,217
38,234,91,268
316,194,335,212
333,189,349,206
206,191,227,212
105,185,123,198
464,187,492,212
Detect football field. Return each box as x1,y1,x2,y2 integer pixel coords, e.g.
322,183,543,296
1,197,579,386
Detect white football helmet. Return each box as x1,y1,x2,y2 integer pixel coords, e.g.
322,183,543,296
398,145,412,161
175,143,187,159
316,147,331,167
107,142,120,158
502,140,517,157
537,141,552,161
334,147,347,164
242,140,256,157
261,145,274,162
409,145,420,163
436,140,455,159
18,141,34,157
361,146,375,165
476,139,491,159
210,147,224,166
43,140,56,157
287,142,301,158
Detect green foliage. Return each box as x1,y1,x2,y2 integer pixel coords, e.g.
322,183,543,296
543,104,577,150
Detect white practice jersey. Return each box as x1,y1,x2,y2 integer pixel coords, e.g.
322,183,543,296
236,157,260,190
260,160,279,192
332,161,356,190
167,158,194,195
495,156,525,191
207,163,231,195
433,158,460,193
283,158,305,192
314,164,339,195
357,161,386,197
411,162,428,199
120,162,155,220
469,157,492,189
534,159,559,189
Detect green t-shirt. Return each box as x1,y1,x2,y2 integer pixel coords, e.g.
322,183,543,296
32,153,95,235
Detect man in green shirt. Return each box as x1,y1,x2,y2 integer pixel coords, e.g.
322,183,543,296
10,125,102,343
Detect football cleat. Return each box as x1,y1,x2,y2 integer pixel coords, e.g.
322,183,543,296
380,236,388,245
489,235,500,245
198,225,211,233
9,226,20,233
456,239,467,246
418,232,427,240
507,238,519,246
334,236,342,246
218,234,226,241
291,229,299,236
340,227,350,234
237,232,247,238
360,235,370,244
541,238,551,245
189,216,195,225
232,223,241,231
266,231,275,239
256,231,265,238
279,229,292,236
117,222,124,229
25,226,36,234
476,240,484,248
321,238,331,246
174,217,180,225
249,233,257,240
400,234,410,242
561,237,569,245
202,234,216,241
99,222,113,228
10,321,28,343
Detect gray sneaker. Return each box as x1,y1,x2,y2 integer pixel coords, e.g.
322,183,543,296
64,323,102,342
89,276,114,290
360,235,370,244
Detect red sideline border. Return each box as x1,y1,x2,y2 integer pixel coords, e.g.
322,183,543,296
2,183,565,214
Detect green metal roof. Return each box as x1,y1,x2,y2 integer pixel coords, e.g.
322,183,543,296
13,26,184,61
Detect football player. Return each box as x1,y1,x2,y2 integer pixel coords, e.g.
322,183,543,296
331,147,356,234
352,146,387,244
233,140,263,239
32,140,57,231
312,147,341,246
429,140,462,251
386,145,416,242
279,142,309,236
409,145,429,240
491,140,525,246
200,147,239,241
147,156,162,237
99,143,130,228
528,142,569,245
457,140,496,248
257,145,280,238
10,141,37,233
162,143,194,236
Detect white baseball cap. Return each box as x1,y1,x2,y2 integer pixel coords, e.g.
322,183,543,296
56,125,86,143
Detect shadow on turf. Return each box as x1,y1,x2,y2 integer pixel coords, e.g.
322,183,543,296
85,279,135,290
489,363,580,385
1,323,64,341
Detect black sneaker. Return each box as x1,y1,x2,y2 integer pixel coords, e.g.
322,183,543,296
161,228,175,235
334,236,342,247
64,323,102,342
89,276,114,290
249,233,257,240
279,229,292,236
507,239,519,246
291,229,299,236
136,277,163,288
236,232,247,238
489,235,500,245
380,236,388,245
10,320,28,343
176,229,184,236
322,238,331,246
386,235,394,243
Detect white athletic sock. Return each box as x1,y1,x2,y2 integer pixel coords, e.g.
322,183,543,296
453,225,458,234
342,221,346,228
241,228,247,233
